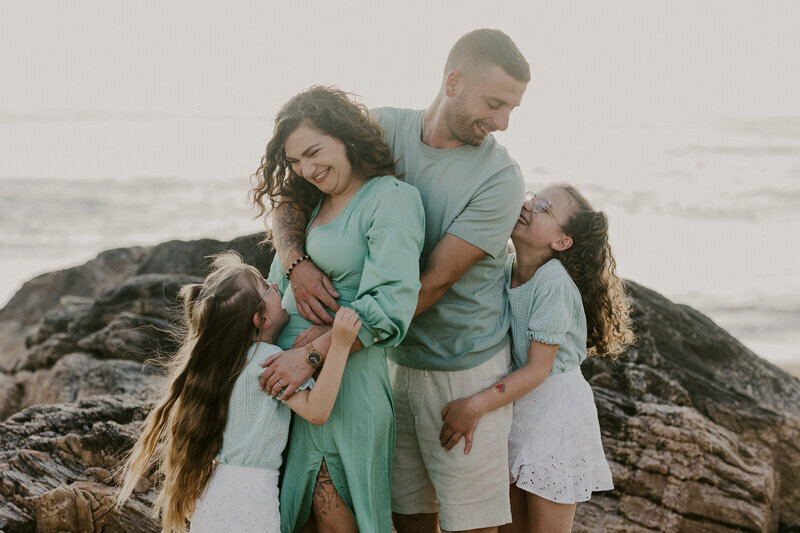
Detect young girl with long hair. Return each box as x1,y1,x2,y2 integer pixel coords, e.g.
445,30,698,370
439,184,635,532
116,251,362,533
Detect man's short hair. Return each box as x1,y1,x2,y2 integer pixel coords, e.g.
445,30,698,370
445,29,530,83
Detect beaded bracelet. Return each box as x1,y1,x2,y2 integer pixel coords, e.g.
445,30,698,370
285,254,311,280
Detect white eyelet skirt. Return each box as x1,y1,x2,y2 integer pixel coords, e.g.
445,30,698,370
508,366,614,504
191,462,281,533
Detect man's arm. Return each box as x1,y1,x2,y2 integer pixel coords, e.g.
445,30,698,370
414,233,486,318
272,202,340,324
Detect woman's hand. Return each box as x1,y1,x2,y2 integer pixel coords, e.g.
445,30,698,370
260,347,316,401
439,395,486,454
292,324,332,348
290,260,340,325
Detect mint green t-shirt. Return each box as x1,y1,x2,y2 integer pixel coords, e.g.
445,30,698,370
374,107,525,371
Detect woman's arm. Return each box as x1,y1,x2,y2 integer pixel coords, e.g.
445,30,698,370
284,309,361,424
260,329,363,400
273,201,340,325
439,339,559,454
262,180,423,399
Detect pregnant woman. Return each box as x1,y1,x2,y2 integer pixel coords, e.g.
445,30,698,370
251,86,425,532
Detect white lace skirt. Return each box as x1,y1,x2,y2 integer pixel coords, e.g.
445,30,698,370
191,462,281,533
508,366,613,504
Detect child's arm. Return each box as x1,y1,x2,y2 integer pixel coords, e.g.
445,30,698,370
284,308,361,425
439,339,559,454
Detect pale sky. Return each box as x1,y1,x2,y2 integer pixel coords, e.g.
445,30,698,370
1,0,799,364
2,0,799,124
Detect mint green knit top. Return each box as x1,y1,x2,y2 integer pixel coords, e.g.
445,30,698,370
505,257,587,376
215,342,313,470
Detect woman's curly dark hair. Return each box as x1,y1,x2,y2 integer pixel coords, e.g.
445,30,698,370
553,185,635,358
250,85,399,219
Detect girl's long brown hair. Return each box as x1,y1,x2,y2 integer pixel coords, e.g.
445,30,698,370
116,252,265,532
554,185,635,357
250,85,399,219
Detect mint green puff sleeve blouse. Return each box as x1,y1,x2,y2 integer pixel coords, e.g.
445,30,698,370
507,257,588,376
268,175,425,349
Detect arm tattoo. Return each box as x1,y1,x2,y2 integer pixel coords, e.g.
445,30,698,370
275,202,308,263
494,383,507,393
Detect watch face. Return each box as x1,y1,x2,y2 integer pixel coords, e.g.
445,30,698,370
307,351,322,367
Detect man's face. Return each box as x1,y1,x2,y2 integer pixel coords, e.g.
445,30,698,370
444,64,527,147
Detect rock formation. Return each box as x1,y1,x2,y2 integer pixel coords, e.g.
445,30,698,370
0,234,798,532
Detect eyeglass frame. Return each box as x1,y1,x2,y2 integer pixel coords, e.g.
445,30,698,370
524,191,565,230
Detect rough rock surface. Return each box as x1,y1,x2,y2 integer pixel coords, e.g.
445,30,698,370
0,397,158,533
577,283,800,532
0,234,798,532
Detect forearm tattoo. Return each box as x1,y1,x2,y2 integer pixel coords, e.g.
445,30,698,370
494,383,507,393
276,202,308,260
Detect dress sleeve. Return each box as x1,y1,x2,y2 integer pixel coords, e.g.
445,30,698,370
447,164,524,259
349,179,425,349
527,276,580,347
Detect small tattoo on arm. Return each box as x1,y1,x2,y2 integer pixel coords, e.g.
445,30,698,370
494,383,507,393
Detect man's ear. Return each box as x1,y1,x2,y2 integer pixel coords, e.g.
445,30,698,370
551,235,573,252
444,71,462,97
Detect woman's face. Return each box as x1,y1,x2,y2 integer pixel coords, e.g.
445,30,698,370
283,124,360,197
511,186,572,252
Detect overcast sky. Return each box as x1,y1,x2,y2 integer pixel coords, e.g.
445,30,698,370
2,0,799,125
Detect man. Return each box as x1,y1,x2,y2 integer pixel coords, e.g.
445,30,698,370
263,29,529,532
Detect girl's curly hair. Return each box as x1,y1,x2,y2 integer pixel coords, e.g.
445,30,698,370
250,85,399,219
554,185,635,357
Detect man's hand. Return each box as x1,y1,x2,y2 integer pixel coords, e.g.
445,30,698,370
292,324,332,348
290,260,340,325
439,395,485,454
260,346,315,401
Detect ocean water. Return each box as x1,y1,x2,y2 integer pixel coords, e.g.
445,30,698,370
1,115,798,368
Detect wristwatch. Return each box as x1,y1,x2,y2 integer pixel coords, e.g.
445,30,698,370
305,343,323,368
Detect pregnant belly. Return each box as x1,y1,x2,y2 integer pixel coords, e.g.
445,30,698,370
276,287,359,350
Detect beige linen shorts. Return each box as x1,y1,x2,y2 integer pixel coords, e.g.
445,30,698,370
390,345,513,531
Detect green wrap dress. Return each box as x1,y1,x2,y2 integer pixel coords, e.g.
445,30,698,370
269,176,425,532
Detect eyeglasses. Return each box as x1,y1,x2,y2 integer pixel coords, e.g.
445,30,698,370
261,278,275,297
524,191,563,229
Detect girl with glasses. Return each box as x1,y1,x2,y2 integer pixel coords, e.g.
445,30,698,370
439,185,635,532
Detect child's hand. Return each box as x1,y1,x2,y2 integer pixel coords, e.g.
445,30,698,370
440,395,484,454
330,307,361,348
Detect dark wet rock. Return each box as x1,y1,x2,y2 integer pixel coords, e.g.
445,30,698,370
0,233,270,373
576,282,800,532
15,353,164,409
0,397,159,533
0,234,274,532
1,235,798,532
76,312,176,363
25,273,197,360
0,247,148,328
0,370,21,420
